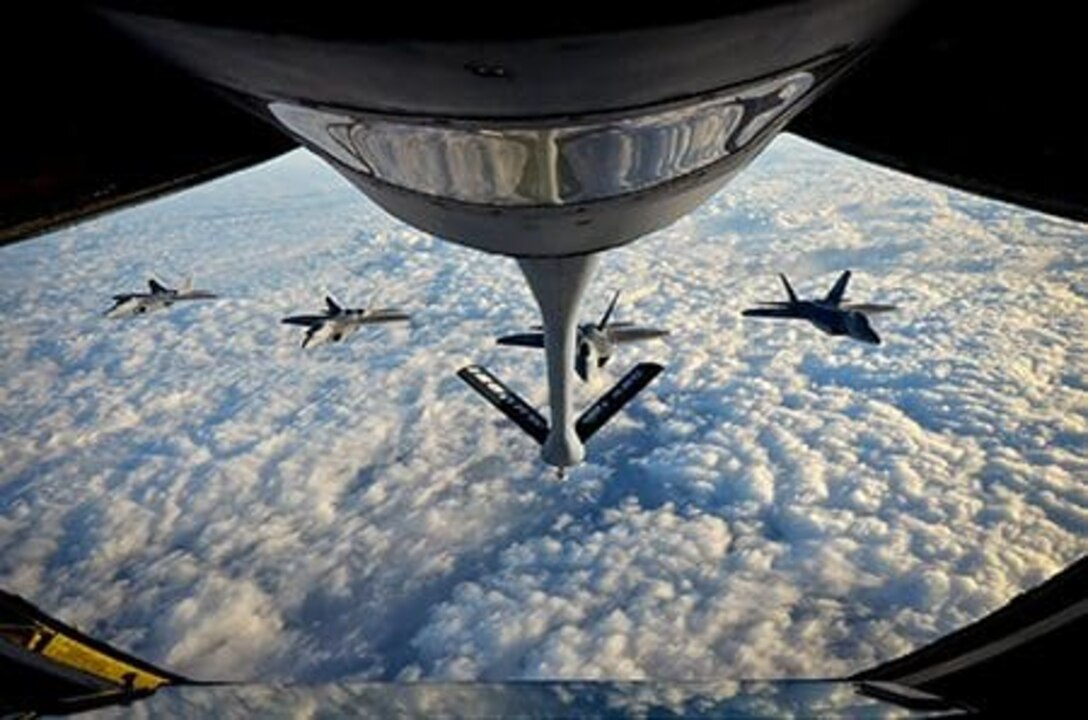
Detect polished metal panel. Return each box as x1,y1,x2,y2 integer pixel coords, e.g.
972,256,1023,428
268,70,812,208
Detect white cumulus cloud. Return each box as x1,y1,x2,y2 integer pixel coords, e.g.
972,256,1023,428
1,135,1085,683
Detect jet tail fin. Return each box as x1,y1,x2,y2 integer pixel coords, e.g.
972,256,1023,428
457,365,549,445
325,295,343,315
576,362,663,441
148,278,170,294
598,290,620,330
824,270,852,305
779,274,798,304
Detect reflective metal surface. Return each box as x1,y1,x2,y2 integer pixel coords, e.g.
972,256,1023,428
269,71,813,207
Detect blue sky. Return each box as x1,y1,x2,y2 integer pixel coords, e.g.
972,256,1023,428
1,135,1085,682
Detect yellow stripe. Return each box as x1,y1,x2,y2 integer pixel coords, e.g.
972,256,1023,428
40,632,169,690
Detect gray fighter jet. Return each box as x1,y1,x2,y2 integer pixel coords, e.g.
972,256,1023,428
105,277,217,318
282,295,410,348
497,291,669,381
742,271,896,344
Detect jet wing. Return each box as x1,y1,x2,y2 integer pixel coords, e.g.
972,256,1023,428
281,314,327,327
742,307,805,318
608,327,670,344
841,303,897,314
176,290,218,301
497,333,545,349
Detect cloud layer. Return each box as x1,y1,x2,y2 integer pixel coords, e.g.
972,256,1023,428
1,136,1086,682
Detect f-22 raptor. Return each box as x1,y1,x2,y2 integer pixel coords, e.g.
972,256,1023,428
282,296,410,348
105,277,217,318
742,271,896,345
497,291,669,382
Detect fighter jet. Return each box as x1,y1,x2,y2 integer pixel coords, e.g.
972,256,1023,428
105,277,217,318
497,291,669,381
742,271,896,344
281,295,410,348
